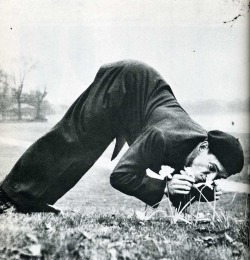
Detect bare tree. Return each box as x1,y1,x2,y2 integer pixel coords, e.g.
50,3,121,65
0,68,10,120
10,60,36,120
23,87,49,120
34,87,47,120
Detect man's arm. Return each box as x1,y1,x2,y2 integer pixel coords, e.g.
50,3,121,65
110,127,167,207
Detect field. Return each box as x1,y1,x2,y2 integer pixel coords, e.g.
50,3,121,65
0,117,249,260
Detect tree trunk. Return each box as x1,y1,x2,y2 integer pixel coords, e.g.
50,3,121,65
2,110,6,120
17,100,22,120
35,101,42,119
0,109,5,120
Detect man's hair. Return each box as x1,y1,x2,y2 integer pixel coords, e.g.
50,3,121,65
184,144,201,168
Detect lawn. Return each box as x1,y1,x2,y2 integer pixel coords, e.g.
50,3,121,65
0,119,249,259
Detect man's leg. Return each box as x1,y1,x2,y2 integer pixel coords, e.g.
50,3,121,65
1,131,113,212
0,74,118,212
0,60,140,213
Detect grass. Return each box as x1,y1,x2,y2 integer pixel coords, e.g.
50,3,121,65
0,119,249,259
0,207,249,259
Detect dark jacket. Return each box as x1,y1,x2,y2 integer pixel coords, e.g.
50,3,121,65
96,61,208,206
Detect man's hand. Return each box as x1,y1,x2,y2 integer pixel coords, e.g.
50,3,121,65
164,174,195,195
214,181,223,200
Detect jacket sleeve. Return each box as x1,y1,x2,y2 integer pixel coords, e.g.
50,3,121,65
110,127,167,207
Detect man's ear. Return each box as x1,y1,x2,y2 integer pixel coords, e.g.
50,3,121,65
198,141,209,152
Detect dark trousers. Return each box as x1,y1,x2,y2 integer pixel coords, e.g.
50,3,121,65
1,64,126,211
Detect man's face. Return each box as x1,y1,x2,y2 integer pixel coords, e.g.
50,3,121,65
189,149,226,183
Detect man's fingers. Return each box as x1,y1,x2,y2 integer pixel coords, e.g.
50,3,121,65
172,184,191,191
167,174,196,196
174,174,195,183
173,190,190,195
175,180,193,187
214,191,222,200
215,186,222,192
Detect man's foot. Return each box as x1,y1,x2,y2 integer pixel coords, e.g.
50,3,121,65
0,186,60,214
0,187,16,214
21,203,61,214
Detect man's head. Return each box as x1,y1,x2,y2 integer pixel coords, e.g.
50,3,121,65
185,130,244,183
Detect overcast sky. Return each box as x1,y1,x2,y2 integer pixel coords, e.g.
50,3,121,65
0,0,249,106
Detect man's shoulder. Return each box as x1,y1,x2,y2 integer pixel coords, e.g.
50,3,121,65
145,119,207,155
150,115,207,139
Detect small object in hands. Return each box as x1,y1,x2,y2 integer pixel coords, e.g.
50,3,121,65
195,180,215,190
159,165,174,179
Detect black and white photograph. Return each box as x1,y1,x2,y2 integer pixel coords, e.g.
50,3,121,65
0,1,249,259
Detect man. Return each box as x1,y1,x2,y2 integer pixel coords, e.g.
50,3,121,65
0,60,244,213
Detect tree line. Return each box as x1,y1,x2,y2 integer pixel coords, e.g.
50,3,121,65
0,61,54,121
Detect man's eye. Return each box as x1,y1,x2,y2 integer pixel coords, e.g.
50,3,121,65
209,164,216,172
